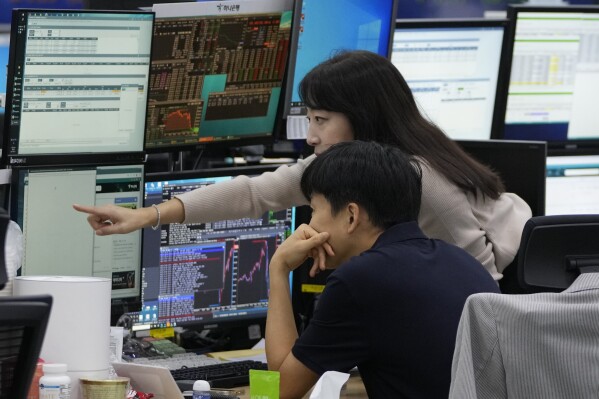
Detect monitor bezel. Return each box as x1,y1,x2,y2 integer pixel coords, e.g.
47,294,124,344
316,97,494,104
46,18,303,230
281,0,399,122
498,4,599,152
138,163,298,340
393,17,510,141
143,1,295,155
1,8,154,168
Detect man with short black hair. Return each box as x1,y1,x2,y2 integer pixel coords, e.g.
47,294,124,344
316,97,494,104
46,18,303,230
265,141,500,399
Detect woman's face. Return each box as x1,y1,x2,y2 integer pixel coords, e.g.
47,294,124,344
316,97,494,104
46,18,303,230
306,108,354,156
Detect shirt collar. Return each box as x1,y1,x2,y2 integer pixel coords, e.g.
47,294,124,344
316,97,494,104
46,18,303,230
371,221,427,248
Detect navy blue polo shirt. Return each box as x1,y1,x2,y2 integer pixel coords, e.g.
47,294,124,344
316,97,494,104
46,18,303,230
292,221,500,399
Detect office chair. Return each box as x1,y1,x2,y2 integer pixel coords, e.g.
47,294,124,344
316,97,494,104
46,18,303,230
0,295,53,399
449,215,599,399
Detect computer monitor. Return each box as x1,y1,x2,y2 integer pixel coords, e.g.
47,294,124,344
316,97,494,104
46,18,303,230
284,0,397,140
456,139,547,217
0,0,84,29
0,29,8,113
391,19,509,140
2,9,154,167
133,165,296,347
144,0,294,153
546,154,599,216
501,5,599,150
10,164,144,299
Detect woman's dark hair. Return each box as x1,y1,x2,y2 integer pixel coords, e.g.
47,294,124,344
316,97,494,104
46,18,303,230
301,141,422,229
299,50,504,199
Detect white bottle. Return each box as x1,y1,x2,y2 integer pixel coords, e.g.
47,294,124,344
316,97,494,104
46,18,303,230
192,380,211,399
39,363,71,399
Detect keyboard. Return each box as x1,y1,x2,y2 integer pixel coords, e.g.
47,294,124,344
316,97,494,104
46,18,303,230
130,352,222,369
169,359,269,388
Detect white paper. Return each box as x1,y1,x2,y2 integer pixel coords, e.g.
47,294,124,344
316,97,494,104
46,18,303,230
309,371,350,399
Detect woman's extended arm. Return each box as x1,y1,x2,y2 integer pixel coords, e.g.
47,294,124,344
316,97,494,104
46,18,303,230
73,197,185,236
174,156,314,224
74,156,315,235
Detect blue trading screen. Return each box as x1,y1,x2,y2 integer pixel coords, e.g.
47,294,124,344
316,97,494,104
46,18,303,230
0,31,8,113
287,0,395,113
135,172,295,331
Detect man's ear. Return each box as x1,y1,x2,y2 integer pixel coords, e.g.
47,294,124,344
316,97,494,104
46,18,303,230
347,203,360,234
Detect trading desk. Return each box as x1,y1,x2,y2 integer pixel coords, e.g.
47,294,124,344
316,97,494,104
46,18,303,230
234,374,367,398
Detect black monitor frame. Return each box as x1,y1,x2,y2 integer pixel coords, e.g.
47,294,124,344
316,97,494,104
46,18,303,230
143,1,294,155
393,18,511,141
517,214,599,292
1,9,154,168
281,0,398,123
455,139,547,217
497,5,599,152
136,164,298,349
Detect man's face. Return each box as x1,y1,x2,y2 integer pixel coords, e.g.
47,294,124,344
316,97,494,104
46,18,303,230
308,194,351,269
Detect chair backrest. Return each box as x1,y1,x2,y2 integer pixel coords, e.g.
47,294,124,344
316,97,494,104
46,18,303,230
451,215,599,398
517,214,599,292
0,294,52,399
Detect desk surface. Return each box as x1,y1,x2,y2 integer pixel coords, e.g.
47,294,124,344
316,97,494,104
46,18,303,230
232,374,367,399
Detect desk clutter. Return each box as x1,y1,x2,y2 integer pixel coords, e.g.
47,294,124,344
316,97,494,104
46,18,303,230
121,337,268,390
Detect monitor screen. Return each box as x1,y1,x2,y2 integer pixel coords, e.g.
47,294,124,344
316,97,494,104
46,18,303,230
0,29,9,114
11,164,144,299
145,0,293,152
391,19,508,141
546,154,599,216
501,5,599,149
284,0,397,139
0,0,84,28
456,139,547,217
2,9,154,167
133,166,296,336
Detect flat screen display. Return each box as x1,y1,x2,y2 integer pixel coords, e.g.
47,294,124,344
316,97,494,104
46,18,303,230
133,166,296,332
145,0,293,152
546,154,599,216
284,0,397,139
0,30,9,115
0,0,84,27
392,19,508,140
3,9,154,166
502,5,599,149
12,164,144,299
